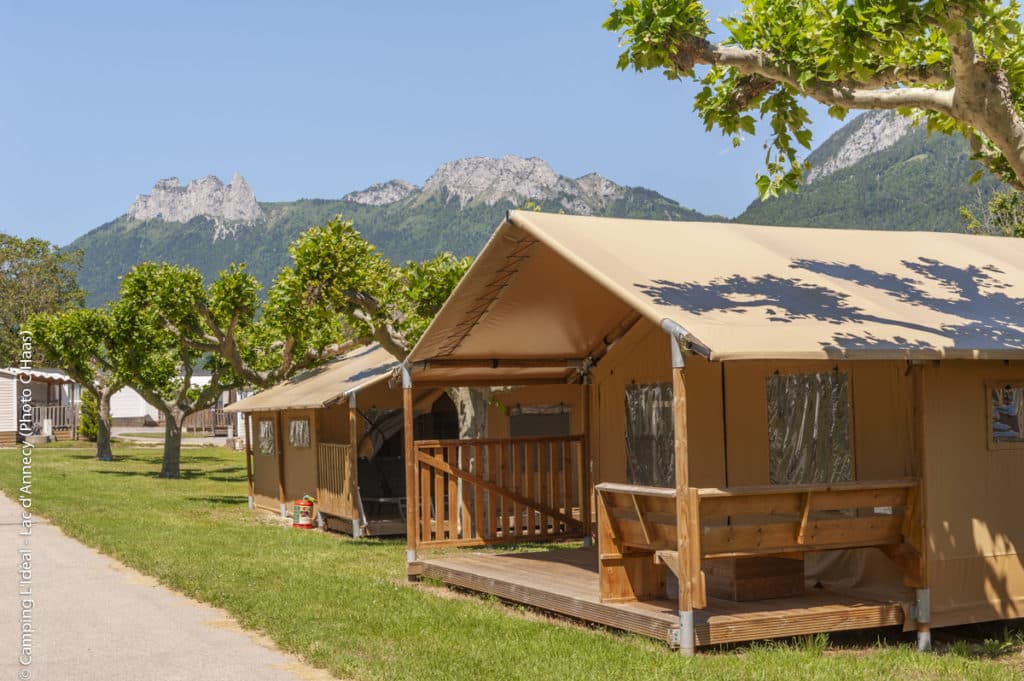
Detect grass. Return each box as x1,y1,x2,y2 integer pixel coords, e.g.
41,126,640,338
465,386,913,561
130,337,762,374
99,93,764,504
1,445,1022,681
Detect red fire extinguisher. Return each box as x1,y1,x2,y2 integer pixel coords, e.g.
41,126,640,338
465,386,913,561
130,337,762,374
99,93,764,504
292,495,316,529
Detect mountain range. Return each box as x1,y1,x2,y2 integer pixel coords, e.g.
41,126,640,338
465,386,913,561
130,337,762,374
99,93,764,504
70,156,711,305
66,111,1000,306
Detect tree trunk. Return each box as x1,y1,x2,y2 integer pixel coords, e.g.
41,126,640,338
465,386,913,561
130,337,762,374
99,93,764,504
450,386,490,439
95,387,114,462
160,410,185,478
447,386,491,538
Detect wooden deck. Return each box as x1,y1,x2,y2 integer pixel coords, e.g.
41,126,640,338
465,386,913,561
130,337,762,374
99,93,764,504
414,548,906,648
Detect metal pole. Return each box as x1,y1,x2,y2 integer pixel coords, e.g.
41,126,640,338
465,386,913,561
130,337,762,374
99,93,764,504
349,391,362,539
916,588,932,651
401,364,418,565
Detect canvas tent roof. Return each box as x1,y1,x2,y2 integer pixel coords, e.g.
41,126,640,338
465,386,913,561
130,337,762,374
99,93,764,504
225,344,398,413
408,210,1024,384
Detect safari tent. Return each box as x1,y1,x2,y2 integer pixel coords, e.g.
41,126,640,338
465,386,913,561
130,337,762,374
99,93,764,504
401,210,1024,653
0,368,78,444
226,344,582,537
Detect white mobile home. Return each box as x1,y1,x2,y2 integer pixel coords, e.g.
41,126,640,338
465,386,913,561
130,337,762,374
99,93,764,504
0,368,78,444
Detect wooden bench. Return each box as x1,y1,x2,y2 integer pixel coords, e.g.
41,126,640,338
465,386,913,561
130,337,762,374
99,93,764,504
596,479,923,606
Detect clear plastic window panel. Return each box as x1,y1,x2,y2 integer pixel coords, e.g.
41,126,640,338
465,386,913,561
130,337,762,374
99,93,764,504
289,418,310,448
258,420,275,456
767,371,852,484
991,384,1024,444
624,383,675,488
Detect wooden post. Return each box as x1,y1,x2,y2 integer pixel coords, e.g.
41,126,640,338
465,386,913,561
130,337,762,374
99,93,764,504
581,377,593,546
911,363,931,651
349,392,362,538
402,365,419,567
275,411,287,518
666,323,696,655
244,412,255,510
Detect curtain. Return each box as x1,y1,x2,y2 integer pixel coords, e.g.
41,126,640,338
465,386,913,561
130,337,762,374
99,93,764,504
289,418,310,448
767,372,852,485
624,383,675,487
258,420,275,456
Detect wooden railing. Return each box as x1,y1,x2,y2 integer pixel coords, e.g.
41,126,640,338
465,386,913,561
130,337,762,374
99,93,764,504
596,478,923,606
180,408,234,434
317,443,359,521
412,435,587,548
32,404,77,431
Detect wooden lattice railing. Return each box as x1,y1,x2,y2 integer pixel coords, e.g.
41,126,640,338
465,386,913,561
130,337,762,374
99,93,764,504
317,443,359,521
413,435,587,548
182,408,234,434
596,478,924,606
32,404,77,431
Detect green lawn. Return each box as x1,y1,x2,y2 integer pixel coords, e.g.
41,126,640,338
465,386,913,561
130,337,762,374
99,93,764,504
1,445,1021,681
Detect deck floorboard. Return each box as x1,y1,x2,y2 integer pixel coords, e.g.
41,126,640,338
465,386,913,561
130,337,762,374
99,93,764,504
417,548,906,647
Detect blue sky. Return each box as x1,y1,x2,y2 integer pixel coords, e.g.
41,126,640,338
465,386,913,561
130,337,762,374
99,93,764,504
0,1,846,245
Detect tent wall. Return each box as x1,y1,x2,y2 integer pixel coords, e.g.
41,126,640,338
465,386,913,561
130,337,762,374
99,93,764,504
591,317,726,488
922,360,1024,627
252,412,282,512
318,402,348,446
590,317,916,490
488,385,584,439
280,408,319,502
722,359,915,486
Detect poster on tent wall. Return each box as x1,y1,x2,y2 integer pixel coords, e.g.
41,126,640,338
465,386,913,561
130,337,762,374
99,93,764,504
624,383,675,488
991,383,1024,446
767,371,853,485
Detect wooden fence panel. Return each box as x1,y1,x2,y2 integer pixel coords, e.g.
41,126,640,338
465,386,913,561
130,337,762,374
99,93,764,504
317,443,358,521
412,435,586,548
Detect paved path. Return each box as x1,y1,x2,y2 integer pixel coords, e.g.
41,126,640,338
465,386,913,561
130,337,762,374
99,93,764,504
0,494,333,681
111,426,231,448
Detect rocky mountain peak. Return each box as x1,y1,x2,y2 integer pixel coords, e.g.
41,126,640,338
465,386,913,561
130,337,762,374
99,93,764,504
340,156,635,214
343,179,420,206
806,111,913,184
127,173,264,227
421,156,567,207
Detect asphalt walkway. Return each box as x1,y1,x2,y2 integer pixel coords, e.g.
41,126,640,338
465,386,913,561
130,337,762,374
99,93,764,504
0,493,333,681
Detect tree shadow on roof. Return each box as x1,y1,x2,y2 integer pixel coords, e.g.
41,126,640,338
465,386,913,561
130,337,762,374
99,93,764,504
634,257,1024,353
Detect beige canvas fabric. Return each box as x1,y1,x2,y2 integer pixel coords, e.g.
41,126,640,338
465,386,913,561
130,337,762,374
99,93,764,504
225,344,397,413
410,211,1024,382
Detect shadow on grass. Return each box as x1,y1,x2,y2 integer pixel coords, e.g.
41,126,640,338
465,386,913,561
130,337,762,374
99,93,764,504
94,461,246,483
187,495,247,506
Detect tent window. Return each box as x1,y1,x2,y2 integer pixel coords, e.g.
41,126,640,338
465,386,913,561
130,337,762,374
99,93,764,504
990,383,1024,448
509,406,571,439
767,371,852,484
624,383,675,488
258,420,275,456
289,418,310,448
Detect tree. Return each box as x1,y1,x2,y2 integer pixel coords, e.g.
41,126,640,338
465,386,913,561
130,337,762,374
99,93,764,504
78,390,99,442
133,218,472,443
27,308,122,461
0,234,84,365
279,217,482,434
605,0,1024,196
194,217,476,434
112,263,244,478
962,188,1024,236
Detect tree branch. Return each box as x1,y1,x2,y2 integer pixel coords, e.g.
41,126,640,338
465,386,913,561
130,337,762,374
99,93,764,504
349,307,409,361
682,40,956,114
